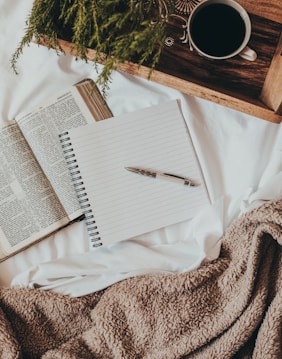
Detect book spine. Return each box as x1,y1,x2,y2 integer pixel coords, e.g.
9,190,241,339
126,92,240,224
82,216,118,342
59,132,102,248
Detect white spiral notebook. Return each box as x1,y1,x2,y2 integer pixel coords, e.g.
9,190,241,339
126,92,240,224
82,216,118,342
60,100,210,248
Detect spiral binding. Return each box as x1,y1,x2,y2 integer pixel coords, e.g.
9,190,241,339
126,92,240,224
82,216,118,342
59,131,102,247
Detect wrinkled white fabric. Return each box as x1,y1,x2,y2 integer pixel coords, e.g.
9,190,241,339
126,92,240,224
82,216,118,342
240,123,282,212
0,0,281,296
11,201,224,296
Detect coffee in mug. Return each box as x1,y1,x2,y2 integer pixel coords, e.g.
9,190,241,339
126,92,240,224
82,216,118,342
188,0,257,61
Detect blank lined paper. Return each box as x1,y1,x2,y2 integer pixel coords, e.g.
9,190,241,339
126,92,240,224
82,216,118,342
67,100,210,246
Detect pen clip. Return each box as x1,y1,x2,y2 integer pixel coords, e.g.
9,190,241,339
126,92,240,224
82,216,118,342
163,172,196,186
163,173,185,180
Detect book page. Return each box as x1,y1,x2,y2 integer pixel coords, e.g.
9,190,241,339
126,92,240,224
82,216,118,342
15,81,104,219
68,100,210,246
0,122,70,258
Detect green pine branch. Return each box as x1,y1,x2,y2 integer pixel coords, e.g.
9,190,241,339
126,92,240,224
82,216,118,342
11,0,175,93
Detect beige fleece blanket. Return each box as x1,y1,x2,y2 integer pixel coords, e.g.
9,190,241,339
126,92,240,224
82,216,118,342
0,198,281,359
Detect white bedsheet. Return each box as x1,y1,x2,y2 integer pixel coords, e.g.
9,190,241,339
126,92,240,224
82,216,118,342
0,0,281,296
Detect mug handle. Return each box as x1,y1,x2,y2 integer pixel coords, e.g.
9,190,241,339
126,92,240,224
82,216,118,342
239,46,257,61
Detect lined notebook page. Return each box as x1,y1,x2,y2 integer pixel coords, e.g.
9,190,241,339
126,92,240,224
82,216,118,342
67,100,210,246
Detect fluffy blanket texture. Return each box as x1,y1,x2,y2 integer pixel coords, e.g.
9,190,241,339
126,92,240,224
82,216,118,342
0,198,281,359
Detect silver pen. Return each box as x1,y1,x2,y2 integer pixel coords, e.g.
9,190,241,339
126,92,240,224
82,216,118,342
125,167,197,187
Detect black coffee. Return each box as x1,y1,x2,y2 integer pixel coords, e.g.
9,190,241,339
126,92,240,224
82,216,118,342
190,4,246,57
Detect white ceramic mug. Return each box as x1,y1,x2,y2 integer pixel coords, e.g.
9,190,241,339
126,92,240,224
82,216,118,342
187,0,257,61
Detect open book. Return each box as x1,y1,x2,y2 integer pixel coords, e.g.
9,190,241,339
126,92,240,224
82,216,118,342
61,100,210,248
0,79,112,261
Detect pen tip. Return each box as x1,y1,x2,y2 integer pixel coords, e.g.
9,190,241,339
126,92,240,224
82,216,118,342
125,167,139,174
125,167,134,172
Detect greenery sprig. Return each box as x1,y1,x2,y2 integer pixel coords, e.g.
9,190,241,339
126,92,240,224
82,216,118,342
11,0,175,94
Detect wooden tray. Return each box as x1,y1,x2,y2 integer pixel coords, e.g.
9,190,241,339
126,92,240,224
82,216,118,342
38,2,282,123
